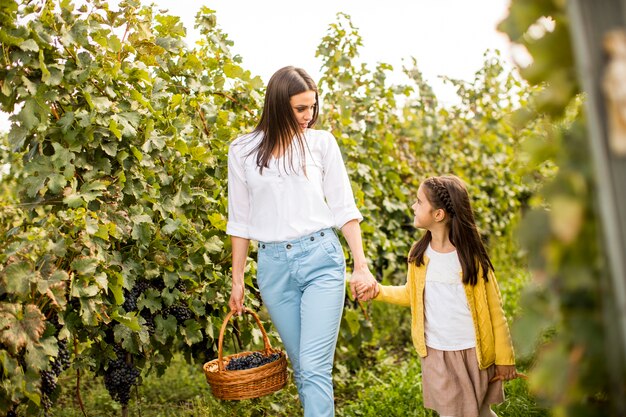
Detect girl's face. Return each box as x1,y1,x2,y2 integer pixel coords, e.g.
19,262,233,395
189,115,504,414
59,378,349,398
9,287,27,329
290,90,316,132
411,184,438,229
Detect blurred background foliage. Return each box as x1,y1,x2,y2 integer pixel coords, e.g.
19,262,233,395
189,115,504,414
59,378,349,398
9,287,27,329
500,0,626,416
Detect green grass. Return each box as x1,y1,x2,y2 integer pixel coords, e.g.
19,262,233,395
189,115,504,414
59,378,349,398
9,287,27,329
41,269,546,417
38,291,547,416
41,291,549,417
336,348,550,417
48,353,303,417
40,349,549,417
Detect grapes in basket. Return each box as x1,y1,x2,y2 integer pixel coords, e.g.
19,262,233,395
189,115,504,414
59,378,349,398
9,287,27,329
226,352,281,371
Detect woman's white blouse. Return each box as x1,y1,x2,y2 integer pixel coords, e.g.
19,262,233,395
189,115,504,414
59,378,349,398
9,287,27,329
227,129,362,243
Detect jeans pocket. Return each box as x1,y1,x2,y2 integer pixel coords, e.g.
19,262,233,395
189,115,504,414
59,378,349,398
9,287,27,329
320,240,345,268
256,249,268,288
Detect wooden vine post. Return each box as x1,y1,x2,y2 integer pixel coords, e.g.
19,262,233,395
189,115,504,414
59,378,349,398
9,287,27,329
567,0,626,413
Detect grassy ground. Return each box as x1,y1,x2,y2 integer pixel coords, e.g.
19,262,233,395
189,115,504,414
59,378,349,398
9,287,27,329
40,264,549,417
41,350,549,417
48,353,302,417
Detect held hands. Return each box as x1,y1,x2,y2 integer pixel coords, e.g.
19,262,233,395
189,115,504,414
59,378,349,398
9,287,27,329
349,265,379,301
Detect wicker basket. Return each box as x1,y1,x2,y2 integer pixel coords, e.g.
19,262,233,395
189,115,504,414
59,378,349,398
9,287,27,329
203,308,288,400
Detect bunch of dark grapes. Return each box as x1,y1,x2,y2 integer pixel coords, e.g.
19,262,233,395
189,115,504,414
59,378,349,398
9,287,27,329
225,352,280,371
164,304,193,324
175,279,187,293
103,347,141,405
122,280,150,312
49,313,62,331
7,406,17,417
40,339,72,414
51,339,71,375
40,370,56,413
140,310,156,334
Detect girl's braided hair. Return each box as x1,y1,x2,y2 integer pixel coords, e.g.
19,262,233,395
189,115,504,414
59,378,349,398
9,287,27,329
428,177,456,218
408,175,494,285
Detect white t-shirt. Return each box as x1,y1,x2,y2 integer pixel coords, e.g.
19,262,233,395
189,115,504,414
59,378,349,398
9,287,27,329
424,244,476,351
226,129,362,242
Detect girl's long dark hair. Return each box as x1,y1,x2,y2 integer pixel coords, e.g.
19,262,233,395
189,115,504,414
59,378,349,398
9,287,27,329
250,66,319,173
408,175,494,285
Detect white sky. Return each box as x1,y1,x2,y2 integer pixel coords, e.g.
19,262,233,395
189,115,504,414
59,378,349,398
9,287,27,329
0,0,516,133
176,0,515,102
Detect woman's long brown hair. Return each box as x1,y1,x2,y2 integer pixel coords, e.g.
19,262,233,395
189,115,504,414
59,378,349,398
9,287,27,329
249,66,319,173
408,175,494,285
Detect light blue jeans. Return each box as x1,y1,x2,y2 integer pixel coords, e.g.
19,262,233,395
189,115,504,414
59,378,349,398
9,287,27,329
257,228,346,417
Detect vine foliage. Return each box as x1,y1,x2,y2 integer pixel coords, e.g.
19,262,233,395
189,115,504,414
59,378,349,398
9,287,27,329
0,0,262,413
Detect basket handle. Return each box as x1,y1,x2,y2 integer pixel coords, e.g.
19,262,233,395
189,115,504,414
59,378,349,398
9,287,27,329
217,307,273,371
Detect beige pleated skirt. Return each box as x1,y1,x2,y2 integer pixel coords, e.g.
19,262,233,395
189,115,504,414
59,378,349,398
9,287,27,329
420,346,504,417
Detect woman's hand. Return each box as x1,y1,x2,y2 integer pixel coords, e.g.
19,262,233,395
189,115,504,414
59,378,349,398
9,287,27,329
350,266,379,301
228,281,245,315
340,220,378,301
229,236,250,316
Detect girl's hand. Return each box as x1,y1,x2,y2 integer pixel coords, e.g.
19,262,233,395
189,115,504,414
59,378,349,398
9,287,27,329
350,267,378,301
228,281,245,316
353,280,378,301
494,364,517,381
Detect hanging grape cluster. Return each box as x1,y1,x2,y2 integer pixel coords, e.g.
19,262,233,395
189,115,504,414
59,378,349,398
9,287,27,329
39,370,56,413
52,339,71,375
39,339,72,414
164,304,193,324
103,346,141,405
175,279,187,293
122,280,150,312
140,309,156,334
225,352,281,371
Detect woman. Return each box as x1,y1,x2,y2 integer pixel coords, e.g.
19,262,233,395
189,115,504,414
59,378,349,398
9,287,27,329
227,66,378,417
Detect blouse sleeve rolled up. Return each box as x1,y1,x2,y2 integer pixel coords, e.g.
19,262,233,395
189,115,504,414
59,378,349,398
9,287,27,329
321,132,363,228
226,142,251,239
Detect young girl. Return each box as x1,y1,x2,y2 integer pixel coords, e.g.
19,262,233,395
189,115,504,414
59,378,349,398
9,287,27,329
359,175,517,417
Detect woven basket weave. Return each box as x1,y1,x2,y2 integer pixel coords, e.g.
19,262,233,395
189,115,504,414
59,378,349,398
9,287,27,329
203,308,288,400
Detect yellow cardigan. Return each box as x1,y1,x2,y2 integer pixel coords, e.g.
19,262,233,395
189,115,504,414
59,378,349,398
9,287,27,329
375,256,515,369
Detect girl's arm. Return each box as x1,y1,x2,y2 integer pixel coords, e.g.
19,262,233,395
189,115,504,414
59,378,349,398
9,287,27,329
228,236,250,315
371,259,418,306
485,270,516,366
356,258,414,306
341,219,378,300
374,283,411,306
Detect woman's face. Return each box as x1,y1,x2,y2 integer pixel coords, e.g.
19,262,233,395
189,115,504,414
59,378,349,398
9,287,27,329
289,90,316,132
